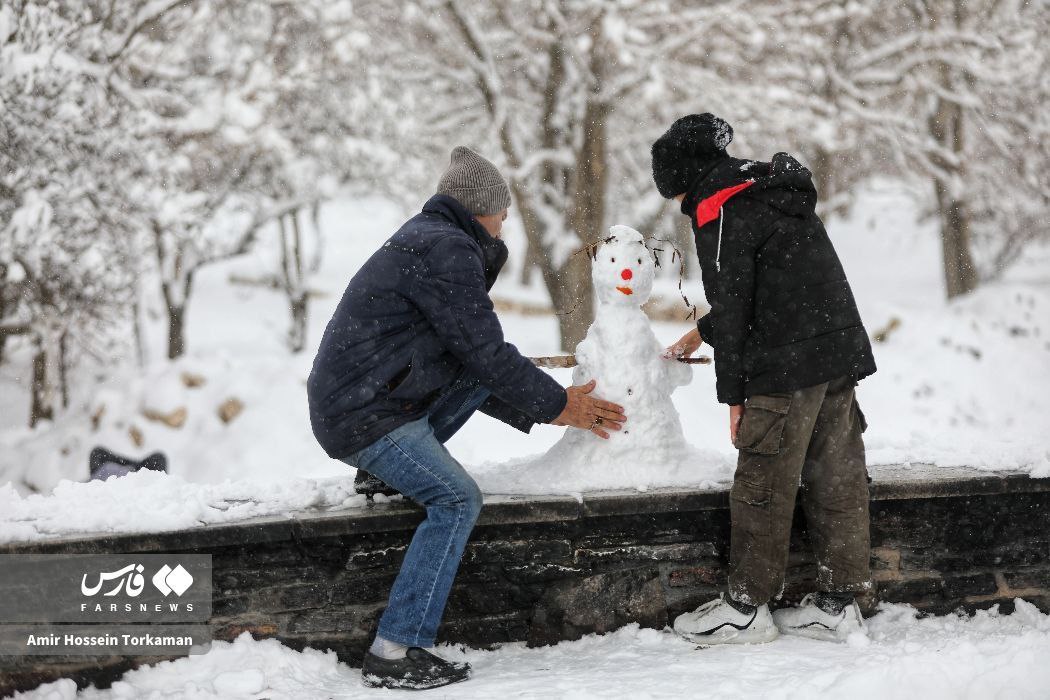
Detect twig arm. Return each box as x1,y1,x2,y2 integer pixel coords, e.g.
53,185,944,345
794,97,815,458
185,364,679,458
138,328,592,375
528,355,711,368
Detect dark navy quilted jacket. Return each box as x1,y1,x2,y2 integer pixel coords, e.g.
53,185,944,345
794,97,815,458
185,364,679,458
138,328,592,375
307,195,566,459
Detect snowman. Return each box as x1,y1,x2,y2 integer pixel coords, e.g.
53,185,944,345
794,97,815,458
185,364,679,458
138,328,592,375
520,225,696,490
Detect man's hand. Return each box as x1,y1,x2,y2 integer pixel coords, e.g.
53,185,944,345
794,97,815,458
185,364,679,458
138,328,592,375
552,380,626,439
729,404,745,445
663,327,703,360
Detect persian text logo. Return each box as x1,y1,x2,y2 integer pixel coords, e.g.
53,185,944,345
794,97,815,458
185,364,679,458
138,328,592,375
79,563,194,598
81,564,146,597
152,564,194,597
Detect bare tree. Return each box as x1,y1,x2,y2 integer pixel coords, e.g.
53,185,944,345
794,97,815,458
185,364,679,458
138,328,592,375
101,0,340,359
0,1,139,425
804,0,1049,298
369,1,762,349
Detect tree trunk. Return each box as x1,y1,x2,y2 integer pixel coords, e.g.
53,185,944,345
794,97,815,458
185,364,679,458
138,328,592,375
280,211,310,353
557,99,610,351
937,189,978,298
167,303,186,360
553,254,593,352
810,144,835,219
58,330,69,409
132,289,146,368
154,223,193,361
928,5,978,300
673,215,698,279
0,262,8,363
30,340,55,428
510,182,571,322
929,103,977,297
289,294,308,353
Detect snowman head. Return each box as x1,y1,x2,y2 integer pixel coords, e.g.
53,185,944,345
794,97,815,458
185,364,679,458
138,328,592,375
592,225,655,307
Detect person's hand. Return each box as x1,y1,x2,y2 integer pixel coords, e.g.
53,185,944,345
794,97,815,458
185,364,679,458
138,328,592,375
552,380,626,439
663,327,702,360
729,404,745,445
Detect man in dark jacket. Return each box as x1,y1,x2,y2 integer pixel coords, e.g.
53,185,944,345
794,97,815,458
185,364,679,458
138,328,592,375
308,146,625,690
653,114,877,646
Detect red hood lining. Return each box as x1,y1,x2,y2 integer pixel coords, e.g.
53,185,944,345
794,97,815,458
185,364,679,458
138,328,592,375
695,180,755,228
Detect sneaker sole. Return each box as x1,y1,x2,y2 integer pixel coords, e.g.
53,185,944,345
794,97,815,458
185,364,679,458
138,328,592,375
362,671,470,690
679,625,780,647
772,621,858,643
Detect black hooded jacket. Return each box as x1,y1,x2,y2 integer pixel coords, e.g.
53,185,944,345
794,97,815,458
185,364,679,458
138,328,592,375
683,153,876,405
307,195,567,459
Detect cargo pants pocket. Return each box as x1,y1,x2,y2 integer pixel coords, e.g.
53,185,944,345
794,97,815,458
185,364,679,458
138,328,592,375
730,478,774,536
734,394,792,455
852,398,868,434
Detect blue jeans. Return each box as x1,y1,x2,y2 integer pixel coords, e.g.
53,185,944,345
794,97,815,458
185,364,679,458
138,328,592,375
341,376,490,647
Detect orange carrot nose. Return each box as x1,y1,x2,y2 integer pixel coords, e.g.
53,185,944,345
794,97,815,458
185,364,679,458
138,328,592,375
621,268,633,280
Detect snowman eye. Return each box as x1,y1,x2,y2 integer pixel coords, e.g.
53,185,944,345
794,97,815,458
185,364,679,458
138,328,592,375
610,257,615,263
637,258,642,264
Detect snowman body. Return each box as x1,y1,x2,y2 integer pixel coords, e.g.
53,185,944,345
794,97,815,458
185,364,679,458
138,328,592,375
536,225,693,486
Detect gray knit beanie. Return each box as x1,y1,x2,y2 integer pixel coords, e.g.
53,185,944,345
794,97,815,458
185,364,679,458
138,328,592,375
436,146,512,216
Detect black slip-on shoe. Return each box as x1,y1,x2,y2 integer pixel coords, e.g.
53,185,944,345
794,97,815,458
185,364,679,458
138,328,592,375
361,647,471,690
354,469,402,499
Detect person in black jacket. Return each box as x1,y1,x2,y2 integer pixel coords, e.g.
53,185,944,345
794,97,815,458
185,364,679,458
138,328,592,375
652,114,877,646
308,146,625,690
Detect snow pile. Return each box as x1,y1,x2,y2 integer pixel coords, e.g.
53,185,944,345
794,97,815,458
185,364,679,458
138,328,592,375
853,280,1050,477
0,469,364,544
16,600,1050,699
475,227,731,495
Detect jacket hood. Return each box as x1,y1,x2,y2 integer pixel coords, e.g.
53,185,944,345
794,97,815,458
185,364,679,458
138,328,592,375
681,152,818,221
423,194,508,290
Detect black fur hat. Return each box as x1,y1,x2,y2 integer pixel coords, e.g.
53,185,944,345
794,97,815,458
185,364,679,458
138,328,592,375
651,113,734,199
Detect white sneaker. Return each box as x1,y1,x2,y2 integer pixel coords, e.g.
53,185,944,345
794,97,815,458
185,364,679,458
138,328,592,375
673,595,779,646
771,593,866,642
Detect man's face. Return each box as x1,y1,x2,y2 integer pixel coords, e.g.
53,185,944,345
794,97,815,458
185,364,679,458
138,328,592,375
477,209,509,239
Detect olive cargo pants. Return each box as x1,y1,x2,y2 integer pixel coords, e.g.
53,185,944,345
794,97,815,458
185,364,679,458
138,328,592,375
728,375,871,606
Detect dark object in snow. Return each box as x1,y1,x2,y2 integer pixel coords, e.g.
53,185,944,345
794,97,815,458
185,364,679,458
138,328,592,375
361,647,471,690
88,446,167,481
354,469,401,499
651,113,734,199
307,194,566,459
873,316,902,343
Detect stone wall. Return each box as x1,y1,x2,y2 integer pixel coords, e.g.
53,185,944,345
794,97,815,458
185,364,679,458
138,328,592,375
2,466,1049,694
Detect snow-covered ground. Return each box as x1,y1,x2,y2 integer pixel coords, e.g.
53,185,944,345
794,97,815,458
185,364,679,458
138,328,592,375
0,182,1048,536
0,469,365,543
16,600,1050,699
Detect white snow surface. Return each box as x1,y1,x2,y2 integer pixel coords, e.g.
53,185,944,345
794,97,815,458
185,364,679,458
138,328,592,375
15,600,1050,699
0,469,365,543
